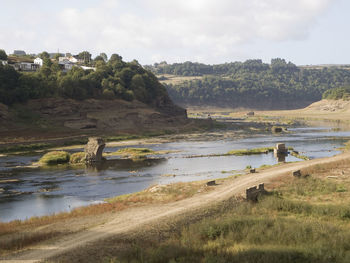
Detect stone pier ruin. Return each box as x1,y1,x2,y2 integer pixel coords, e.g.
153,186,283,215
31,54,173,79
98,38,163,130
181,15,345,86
246,183,266,201
274,143,288,155
85,137,105,163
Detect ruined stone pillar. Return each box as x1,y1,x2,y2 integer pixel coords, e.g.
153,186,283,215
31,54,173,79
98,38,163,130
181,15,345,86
85,137,105,163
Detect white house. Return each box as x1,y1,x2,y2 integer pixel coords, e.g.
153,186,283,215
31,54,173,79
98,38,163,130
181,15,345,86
34,58,43,67
59,56,84,64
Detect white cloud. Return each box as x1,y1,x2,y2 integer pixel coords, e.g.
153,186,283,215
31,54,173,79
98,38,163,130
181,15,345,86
1,0,337,63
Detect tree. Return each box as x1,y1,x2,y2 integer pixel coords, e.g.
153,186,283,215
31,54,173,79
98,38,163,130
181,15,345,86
54,53,61,61
39,51,50,60
77,51,92,65
100,53,108,62
0,49,8,60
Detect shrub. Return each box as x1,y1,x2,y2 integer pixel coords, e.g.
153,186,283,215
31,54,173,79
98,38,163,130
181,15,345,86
39,151,70,165
70,152,86,164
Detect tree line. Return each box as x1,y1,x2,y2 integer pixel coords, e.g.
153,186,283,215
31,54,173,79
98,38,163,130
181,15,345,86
152,59,350,109
0,50,167,106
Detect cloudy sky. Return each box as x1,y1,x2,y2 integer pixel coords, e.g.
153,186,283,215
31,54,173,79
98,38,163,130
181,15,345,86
1,0,348,65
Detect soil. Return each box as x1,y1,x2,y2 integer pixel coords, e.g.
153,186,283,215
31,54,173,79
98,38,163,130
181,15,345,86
2,152,350,263
0,98,190,145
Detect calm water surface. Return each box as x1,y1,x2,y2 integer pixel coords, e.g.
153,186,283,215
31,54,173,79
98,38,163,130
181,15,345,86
0,126,349,222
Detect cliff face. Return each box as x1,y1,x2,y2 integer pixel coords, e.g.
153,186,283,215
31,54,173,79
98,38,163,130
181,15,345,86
0,98,188,134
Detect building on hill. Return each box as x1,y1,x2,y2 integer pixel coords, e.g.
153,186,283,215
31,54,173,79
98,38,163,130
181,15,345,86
58,60,75,72
34,58,43,67
13,62,40,71
13,50,26,56
59,56,84,64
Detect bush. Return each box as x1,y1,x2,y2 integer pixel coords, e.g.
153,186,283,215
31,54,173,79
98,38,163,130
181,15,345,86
70,152,86,164
39,151,70,165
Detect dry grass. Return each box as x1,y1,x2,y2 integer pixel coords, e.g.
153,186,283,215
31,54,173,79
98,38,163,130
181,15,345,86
105,147,174,159
108,158,350,263
157,74,203,85
0,181,212,255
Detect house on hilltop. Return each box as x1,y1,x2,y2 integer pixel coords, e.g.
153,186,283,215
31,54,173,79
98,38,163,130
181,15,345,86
13,62,40,71
58,60,75,72
34,58,43,66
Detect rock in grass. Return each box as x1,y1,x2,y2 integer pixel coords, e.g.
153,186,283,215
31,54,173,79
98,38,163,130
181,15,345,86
39,151,70,165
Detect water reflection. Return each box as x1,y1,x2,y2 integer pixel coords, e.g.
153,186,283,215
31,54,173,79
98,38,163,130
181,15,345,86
1,126,350,221
274,152,287,163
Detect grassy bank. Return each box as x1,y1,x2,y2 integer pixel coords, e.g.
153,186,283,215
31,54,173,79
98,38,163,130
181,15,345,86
108,160,350,263
0,181,211,256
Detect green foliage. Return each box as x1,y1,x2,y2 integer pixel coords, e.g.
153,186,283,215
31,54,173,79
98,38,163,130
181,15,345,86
0,49,7,60
227,147,274,156
322,86,350,100
69,152,86,164
0,143,52,154
0,51,167,106
152,59,350,109
39,151,70,165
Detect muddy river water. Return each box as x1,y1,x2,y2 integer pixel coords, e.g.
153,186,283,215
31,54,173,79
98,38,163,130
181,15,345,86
1,126,350,222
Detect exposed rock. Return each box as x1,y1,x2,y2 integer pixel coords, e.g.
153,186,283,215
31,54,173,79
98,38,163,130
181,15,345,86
206,180,216,186
85,137,105,163
246,183,266,202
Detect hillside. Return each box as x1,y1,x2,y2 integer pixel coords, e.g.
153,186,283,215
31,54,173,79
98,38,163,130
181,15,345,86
146,59,350,110
0,53,189,140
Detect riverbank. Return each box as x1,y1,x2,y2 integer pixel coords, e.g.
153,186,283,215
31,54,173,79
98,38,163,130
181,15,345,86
2,151,350,262
187,99,350,126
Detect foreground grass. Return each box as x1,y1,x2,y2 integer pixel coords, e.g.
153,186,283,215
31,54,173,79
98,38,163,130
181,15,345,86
0,181,211,256
108,160,350,263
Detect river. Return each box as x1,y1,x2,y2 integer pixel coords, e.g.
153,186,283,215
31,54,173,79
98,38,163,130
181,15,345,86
0,126,349,222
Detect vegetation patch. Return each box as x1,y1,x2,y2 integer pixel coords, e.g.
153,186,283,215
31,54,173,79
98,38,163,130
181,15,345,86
69,152,86,164
107,147,173,159
0,143,52,154
39,151,70,165
107,161,350,263
227,147,274,156
290,151,310,160
323,86,350,100
0,181,212,255
107,182,210,204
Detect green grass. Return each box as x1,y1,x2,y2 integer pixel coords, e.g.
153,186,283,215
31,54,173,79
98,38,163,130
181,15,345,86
107,147,174,159
290,151,310,161
39,151,70,165
108,174,350,263
69,152,86,164
227,147,274,156
0,143,53,154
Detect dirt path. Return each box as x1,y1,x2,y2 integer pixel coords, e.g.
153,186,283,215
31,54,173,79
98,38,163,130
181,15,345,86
2,152,350,263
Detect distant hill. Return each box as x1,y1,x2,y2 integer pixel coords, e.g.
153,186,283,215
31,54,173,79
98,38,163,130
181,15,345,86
145,59,350,110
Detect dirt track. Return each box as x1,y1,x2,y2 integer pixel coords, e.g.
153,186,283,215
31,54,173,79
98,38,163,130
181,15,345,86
2,152,350,263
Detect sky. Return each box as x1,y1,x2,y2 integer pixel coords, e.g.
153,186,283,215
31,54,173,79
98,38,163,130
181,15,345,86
1,0,349,65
